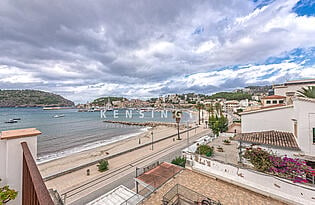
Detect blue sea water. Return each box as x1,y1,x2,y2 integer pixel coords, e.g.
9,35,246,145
0,108,193,162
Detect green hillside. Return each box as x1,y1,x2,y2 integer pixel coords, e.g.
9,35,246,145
0,90,74,107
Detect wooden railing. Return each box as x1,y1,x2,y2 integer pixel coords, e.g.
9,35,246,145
21,142,54,205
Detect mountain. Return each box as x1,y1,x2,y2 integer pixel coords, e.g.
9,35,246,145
0,90,74,107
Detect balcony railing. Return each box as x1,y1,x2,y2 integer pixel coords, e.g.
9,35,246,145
21,142,54,205
162,184,221,205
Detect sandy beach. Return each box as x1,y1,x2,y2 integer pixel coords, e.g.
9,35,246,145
39,125,189,177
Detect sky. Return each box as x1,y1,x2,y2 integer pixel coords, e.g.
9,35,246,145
0,0,315,103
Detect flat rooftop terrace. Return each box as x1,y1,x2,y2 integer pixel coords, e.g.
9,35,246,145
143,169,287,205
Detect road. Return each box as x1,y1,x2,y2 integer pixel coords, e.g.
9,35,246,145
65,129,211,205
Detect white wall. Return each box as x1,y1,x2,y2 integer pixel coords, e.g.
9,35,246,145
241,106,294,133
185,153,315,205
0,136,37,205
0,141,6,184
294,99,315,156
274,83,315,97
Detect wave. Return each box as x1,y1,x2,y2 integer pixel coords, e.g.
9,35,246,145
36,127,149,164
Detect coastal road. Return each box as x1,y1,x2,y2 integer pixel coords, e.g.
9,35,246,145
64,128,211,205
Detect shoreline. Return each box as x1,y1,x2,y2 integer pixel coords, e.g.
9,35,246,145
39,125,179,177
38,111,198,164
36,127,149,164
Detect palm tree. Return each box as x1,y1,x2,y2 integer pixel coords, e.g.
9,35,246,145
214,102,221,116
172,110,182,140
297,86,315,98
195,103,204,125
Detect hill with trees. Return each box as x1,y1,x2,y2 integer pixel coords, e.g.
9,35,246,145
207,91,252,101
92,97,127,105
0,90,74,107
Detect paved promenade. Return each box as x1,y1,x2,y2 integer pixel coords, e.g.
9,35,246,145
45,125,210,204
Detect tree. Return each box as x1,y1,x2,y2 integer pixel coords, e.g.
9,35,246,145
207,104,214,116
196,145,214,157
171,156,186,168
97,160,109,172
214,102,221,115
0,179,17,205
208,114,228,136
195,103,204,125
172,110,182,140
297,86,315,99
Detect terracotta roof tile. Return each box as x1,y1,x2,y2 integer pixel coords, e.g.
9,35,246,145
136,162,182,188
234,130,300,150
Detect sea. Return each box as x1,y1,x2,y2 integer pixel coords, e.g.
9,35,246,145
0,108,194,163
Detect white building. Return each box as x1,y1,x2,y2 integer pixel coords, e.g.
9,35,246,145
274,79,315,98
260,95,286,107
224,100,239,112
240,97,315,158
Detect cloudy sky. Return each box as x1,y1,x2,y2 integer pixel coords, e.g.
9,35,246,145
0,0,315,103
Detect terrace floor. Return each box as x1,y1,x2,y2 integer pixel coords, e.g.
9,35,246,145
206,135,239,165
143,169,287,205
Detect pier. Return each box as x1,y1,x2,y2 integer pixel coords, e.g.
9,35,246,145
103,120,189,128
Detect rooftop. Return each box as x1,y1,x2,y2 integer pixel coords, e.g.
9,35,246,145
285,78,315,85
261,95,286,99
240,104,293,115
234,130,300,150
86,185,143,205
0,128,41,140
142,169,286,205
136,162,182,189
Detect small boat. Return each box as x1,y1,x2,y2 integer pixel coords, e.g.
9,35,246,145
53,114,65,118
12,118,21,120
5,119,18,123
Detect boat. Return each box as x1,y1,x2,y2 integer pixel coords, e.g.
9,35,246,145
5,119,18,123
12,118,21,120
53,114,65,118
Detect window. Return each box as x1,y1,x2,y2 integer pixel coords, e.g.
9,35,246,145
272,100,277,104
279,100,284,104
266,100,271,104
313,128,315,143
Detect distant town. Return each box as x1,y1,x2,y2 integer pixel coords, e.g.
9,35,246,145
76,84,272,113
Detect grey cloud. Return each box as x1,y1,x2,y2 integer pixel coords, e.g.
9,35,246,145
0,0,314,102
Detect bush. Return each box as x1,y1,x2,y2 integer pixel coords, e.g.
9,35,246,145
269,156,314,183
97,160,109,172
223,139,231,144
171,156,186,168
243,147,272,172
0,179,18,205
243,147,315,183
196,145,214,157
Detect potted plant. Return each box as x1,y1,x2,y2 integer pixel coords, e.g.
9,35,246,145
223,139,231,145
0,179,18,205
217,146,224,152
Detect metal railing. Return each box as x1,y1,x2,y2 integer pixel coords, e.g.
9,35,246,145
162,184,222,205
21,142,54,205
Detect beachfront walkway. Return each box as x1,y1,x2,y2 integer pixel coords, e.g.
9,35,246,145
43,125,209,204
143,169,286,205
